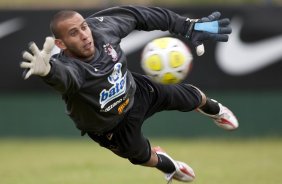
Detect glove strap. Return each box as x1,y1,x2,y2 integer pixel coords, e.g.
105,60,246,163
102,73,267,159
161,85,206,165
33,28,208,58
194,21,219,33
185,18,198,39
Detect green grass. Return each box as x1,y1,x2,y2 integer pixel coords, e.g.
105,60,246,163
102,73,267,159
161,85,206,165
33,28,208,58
0,138,281,184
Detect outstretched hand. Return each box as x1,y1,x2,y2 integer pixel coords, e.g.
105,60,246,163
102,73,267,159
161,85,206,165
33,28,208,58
20,37,55,79
185,12,232,56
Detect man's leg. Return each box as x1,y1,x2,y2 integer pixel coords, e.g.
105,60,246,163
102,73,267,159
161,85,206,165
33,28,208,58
141,146,195,183
141,79,239,131
127,74,237,182
193,86,239,130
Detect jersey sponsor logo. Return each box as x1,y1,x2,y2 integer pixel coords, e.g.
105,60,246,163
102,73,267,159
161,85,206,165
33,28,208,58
118,98,129,114
103,43,118,62
100,98,123,113
100,96,129,113
99,63,127,108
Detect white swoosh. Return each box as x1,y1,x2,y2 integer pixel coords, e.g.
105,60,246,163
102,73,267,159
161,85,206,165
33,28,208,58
51,30,169,56
215,18,282,75
0,18,25,39
120,30,169,54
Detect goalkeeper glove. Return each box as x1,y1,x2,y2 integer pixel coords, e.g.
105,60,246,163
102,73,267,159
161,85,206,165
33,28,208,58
185,11,232,56
20,37,55,79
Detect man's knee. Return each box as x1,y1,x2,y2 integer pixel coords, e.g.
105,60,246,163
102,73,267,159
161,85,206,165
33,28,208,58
128,142,152,165
189,84,207,108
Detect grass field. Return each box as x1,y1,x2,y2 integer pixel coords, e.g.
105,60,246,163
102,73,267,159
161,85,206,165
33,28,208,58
0,138,281,184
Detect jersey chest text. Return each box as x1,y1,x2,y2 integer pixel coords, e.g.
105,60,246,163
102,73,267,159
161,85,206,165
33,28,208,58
99,63,127,109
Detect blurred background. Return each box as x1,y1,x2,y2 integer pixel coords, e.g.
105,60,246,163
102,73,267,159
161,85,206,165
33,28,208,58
0,0,281,138
0,1,281,184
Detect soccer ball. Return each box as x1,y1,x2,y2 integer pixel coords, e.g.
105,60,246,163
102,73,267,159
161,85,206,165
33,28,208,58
141,37,193,84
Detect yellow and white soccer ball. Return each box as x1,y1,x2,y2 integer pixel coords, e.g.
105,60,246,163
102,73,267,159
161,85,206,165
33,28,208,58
141,37,193,84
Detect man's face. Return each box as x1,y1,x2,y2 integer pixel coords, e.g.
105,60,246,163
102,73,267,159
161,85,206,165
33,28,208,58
55,13,95,60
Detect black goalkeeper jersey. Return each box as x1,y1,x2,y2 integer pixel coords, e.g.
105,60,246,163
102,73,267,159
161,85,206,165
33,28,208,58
43,5,189,134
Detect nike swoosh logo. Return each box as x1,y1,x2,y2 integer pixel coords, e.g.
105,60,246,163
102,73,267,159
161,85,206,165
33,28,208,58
95,17,104,22
0,18,25,39
215,18,282,75
120,30,169,54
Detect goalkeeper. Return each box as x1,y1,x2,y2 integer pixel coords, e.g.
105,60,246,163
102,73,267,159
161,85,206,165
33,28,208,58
20,6,238,183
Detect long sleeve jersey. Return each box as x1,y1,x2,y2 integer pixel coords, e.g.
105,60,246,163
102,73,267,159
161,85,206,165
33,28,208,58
43,5,190,134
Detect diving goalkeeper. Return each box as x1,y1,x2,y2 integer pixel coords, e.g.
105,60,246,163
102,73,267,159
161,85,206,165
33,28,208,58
20,6,238,183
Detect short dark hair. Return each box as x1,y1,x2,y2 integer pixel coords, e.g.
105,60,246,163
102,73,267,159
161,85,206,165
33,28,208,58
50,10,78,38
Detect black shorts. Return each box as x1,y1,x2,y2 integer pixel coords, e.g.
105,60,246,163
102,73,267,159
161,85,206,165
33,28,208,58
87,72,202,164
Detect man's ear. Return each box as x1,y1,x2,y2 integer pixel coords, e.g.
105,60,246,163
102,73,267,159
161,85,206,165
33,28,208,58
55,39,67,50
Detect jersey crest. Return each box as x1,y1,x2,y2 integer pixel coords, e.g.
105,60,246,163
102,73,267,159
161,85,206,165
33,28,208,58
103,43,118,62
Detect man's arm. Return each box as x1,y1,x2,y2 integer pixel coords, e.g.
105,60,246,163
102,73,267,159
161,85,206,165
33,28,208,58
42,57,83,95
90,6,187,38
90,5,231,56
20,37,83,94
